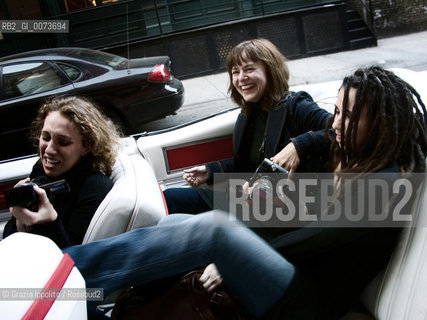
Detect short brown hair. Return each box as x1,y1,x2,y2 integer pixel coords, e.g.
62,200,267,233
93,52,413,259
226,39,290,113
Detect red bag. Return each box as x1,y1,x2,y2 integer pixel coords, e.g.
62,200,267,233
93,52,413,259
111,269,253,319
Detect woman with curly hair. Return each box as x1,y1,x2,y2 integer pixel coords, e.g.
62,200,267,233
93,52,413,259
3,95,121,248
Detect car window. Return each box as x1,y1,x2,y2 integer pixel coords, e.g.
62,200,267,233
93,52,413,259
2,62,66,99
57,63,81,81
74,49,128,69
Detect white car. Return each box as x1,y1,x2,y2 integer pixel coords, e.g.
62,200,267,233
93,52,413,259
0,68,426,319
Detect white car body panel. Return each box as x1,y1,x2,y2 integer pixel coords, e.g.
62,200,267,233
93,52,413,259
137,108,239,187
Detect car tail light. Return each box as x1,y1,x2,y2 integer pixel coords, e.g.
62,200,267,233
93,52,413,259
148,64,172,82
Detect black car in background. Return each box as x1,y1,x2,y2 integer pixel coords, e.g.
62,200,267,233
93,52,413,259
0,47,184,161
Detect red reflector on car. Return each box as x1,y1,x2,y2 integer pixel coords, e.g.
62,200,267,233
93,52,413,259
148,64,172,82
0,182,15,211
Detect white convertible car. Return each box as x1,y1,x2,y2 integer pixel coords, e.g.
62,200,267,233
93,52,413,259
0,68,426,319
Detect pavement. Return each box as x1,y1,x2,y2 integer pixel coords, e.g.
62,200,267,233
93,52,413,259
181,30,427,111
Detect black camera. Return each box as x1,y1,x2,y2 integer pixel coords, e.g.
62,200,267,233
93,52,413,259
4,179,70,211
247,159,289,204
248,158,289,186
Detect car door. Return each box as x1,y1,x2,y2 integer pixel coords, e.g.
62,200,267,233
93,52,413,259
0,61,75,161
136,108,239,189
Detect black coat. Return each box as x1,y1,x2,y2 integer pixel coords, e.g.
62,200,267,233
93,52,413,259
3,156,113,248
264,163,405,319
206,91,331,177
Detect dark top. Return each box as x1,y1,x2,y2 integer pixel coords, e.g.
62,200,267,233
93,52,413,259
197,91,331,207
206,91,332,178
265,163,409,319
3,156,113,249
248,106,269,166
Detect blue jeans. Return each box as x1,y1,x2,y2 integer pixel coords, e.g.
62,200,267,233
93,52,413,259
163,187,212,214
63,211,295,317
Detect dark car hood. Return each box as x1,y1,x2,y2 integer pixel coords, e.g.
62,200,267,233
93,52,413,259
128,56,170,68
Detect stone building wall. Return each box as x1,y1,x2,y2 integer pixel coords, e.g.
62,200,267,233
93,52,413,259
348,0,427,38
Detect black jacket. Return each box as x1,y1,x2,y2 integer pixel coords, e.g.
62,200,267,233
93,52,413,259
206,91,331,178
265,163,406,319
3,156,112,249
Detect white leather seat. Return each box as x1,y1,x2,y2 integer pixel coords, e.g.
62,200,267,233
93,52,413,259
82,138,168,244
361,176,427,319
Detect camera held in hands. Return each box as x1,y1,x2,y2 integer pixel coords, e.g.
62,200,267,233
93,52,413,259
4,179,70,211
248,158,289,186
248,159,289,202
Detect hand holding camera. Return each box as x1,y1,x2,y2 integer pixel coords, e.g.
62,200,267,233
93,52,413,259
4,178,70,210
4,178,70,229
246,159,289,203
248,158,289,186
270,142,300,177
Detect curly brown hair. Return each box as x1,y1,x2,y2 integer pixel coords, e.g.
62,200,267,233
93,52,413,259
226,39,290,113
31,95,122,175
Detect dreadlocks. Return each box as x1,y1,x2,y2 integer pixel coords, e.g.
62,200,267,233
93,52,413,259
329,66,427,173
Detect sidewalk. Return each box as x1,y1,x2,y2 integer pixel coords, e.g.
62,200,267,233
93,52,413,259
182,30,427,109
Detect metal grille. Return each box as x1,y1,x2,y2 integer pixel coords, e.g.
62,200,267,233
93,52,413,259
215,31,234,69
129,41,166,59
170,34,213,77
303,11,344,53
257,17,301,58
215,27,252,68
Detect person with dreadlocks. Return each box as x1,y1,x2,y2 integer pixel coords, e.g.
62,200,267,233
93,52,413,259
50,66,425,319
264,65,427,319
329,66,426,173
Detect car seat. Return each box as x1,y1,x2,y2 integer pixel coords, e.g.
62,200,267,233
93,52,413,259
360,174,427,319
82,137,168,243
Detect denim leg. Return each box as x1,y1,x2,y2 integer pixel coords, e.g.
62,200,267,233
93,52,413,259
63,211,295,317
156,213,195,225
163,187,211,214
